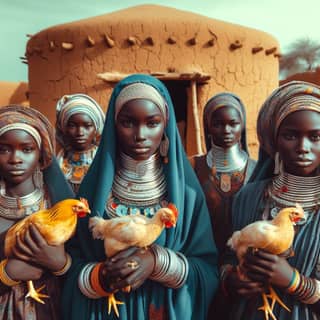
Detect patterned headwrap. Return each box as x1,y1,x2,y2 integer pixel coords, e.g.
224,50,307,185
203,92,248,152
0,105,55,169
114,82,168,123
56,93,105,147
257,81,320,158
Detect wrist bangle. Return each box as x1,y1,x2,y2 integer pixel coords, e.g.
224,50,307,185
0,259,21,286
52,253,72,276
90,263,108,296
286,268,300,293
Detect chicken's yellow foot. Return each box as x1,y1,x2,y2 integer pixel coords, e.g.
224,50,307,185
258,293,277,320
26,280,49,304
107,293,124,318
267,286,290,312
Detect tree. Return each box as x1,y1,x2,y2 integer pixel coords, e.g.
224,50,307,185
280,37,320,79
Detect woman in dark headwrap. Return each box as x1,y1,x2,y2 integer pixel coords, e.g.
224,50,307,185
62,74,218,320
192,93,256,257
56,94,105,193
0,105,74,320
222,81,320,319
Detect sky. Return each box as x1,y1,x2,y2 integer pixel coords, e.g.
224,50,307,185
1,0,319,82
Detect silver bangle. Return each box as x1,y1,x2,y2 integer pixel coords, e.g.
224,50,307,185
149,244,189,288
78,263,100,299
301,279,320,304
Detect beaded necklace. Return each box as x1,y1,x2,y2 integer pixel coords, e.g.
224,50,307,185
58,145,97,190
106,152,167,218
206,143,248,192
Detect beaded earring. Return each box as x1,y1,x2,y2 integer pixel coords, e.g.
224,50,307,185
159,133,169,164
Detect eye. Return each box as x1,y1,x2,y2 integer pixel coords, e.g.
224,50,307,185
23,146,36,153
310,134,320,142
85,123,94,129
0,145,10,153
120,119,133,128
147,120,161,128
282,133,297,140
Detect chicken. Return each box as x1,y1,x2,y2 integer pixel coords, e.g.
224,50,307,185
4,198,91,304
227,204,305,320
89,203,178,317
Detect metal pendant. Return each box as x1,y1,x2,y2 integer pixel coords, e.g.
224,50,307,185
220,173,231,192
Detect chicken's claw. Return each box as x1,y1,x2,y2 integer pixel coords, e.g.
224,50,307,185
26,280,49,304
107,293,124,318
258,286,290,320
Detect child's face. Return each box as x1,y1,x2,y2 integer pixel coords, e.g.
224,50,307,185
0,129,41,186
277,110,320,176
208,106,242,148
116,99,165,161
65,113,96,151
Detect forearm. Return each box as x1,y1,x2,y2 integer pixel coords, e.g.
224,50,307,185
149,244,189,288
285,270,320,313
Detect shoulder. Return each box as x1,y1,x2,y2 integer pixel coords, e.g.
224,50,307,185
188,154,206,170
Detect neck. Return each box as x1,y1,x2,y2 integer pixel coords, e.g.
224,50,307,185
4,178,36,197
207,143,248,172
272,211,293,227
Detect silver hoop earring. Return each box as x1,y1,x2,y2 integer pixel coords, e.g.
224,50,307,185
159,133,169,163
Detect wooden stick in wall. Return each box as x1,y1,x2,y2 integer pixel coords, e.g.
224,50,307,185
191,80,202,155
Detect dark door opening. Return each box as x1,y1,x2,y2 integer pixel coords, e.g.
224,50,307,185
163,80,188,148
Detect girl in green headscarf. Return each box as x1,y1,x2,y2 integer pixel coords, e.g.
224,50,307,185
222,81,320,320
62,74,218,320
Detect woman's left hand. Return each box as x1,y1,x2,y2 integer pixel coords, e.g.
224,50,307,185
104,246,155,291
11,223,67,272
242,249,293,289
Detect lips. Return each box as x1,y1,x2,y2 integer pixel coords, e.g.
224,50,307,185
8,169,25,176
294,160,313,167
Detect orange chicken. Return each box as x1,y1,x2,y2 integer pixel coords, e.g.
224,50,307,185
4,198,90,304
89,203,178,317
227,204,305,320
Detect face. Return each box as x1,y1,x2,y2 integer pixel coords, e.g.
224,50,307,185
277,110,320,177
0,130,41,187
208,106,242,148
65,113,96,151
116,99,166,161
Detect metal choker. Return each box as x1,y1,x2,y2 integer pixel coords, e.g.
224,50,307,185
206,143,248,173
111,152,167,207
0,180,45,220
269,171,320,224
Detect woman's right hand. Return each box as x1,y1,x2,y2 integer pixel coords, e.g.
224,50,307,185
5,258,43,282
224,265,265,298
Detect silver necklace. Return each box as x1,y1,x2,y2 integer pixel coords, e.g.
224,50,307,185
108,152,167,217
206,143,248,173
0,180,45,220
269,171,320,224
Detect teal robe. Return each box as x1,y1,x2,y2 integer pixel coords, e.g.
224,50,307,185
228,178,320,320
62,74,219,320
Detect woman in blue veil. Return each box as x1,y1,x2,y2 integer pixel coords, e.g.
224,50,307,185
62,74,218,320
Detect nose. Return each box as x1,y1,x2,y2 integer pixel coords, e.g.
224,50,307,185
76,126,85,136
134,126,146,142
222,124,232,134
296,137,311,154
9,150,23,164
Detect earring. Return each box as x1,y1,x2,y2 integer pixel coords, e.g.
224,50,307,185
273,152,283,175
33,166,44,189
159,133,169,164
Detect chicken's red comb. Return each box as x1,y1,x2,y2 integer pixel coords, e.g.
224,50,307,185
80,197,89,208
167,203,178,219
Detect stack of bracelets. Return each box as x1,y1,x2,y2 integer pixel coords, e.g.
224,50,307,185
78,245,189,298
286,268,320,304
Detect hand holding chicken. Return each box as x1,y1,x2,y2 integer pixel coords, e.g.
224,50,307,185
226,204,305,320
89,204,178,317
4,198,90,304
